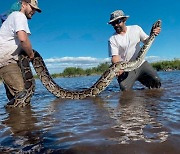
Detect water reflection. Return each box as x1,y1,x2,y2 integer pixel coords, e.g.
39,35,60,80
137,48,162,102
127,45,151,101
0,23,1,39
1,106,43,152
0,72,179,152
94,89,169,144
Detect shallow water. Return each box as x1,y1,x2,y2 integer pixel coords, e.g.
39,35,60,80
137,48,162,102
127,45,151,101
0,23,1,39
0,71,180,153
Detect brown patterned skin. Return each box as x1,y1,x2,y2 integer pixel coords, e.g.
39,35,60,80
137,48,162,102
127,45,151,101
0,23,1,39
5,20,161,107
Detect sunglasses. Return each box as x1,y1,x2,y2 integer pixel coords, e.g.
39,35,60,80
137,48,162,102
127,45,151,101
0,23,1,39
28,3,36,11
111,18,125,26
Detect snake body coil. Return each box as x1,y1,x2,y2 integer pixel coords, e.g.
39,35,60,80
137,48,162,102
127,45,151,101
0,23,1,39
6,20,161,107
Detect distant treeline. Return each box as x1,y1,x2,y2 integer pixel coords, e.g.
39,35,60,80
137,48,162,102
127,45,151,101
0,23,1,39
34,59,180,78
151,59,180,71
1,60,179,82
36,62,111,78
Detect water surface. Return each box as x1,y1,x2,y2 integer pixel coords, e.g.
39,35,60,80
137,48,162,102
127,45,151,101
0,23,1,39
0,71,180,153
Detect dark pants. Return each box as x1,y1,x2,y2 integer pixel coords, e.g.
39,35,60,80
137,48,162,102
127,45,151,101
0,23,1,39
117,61,161,91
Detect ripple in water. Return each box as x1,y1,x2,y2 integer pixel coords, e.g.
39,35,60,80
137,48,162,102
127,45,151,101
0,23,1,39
0,71,179,153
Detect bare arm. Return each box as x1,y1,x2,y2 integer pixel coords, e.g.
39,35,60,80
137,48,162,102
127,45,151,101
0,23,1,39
112,55,124,76
17,30,34,60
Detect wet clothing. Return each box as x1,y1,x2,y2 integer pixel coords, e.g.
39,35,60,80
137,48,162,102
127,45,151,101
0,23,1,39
0,11,30,100
108,25,161,90
0,63,24,100
117,61,161,90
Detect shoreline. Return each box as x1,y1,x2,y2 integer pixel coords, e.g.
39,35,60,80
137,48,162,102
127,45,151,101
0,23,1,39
37,69,180,79
0,70,179,82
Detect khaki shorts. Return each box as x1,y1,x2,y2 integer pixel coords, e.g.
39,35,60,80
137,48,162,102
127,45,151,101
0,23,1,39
0,63,24,100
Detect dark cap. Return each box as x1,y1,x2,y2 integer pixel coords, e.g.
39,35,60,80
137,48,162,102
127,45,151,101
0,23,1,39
22,0,41,13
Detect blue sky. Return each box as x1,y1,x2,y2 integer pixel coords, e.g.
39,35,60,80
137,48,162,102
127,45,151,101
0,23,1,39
1,0,179,73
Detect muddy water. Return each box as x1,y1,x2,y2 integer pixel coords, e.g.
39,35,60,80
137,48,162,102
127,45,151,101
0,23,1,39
0,71,179,153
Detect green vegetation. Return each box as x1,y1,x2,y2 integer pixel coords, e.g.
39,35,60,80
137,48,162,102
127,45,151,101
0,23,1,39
48,59,180,78
32,62,110,79
44,62,111,78
151,59,180,71
1,60,179,82
56,59,180,77
34,59,179,78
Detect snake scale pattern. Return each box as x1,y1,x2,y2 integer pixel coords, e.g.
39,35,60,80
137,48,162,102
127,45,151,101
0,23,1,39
6,20,161,107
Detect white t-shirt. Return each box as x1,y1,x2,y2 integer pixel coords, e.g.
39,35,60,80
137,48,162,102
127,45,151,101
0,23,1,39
108,25,149,64
0,11,30,68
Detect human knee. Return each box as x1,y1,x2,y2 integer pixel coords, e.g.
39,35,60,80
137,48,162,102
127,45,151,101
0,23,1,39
149,76,161,89
14,81,24,93
2,64,25,95
154,76,161,88
120,83,132,91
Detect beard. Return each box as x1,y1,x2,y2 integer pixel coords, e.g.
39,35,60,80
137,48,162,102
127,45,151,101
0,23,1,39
114,25,123,34
25,12,32,19
25,11,34,19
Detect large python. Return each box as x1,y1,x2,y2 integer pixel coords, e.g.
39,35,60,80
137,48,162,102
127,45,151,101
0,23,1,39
5,20,161,107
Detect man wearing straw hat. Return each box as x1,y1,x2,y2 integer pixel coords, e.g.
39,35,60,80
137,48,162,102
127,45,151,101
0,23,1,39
108,10,161,91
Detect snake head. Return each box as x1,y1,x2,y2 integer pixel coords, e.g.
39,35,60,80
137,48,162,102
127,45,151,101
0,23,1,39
150,20,162,36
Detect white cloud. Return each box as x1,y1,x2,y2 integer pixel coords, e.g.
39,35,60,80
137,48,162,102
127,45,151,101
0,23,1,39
42,56,110,74
32,55,171,74
145,56,170,63
45,57,109,63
